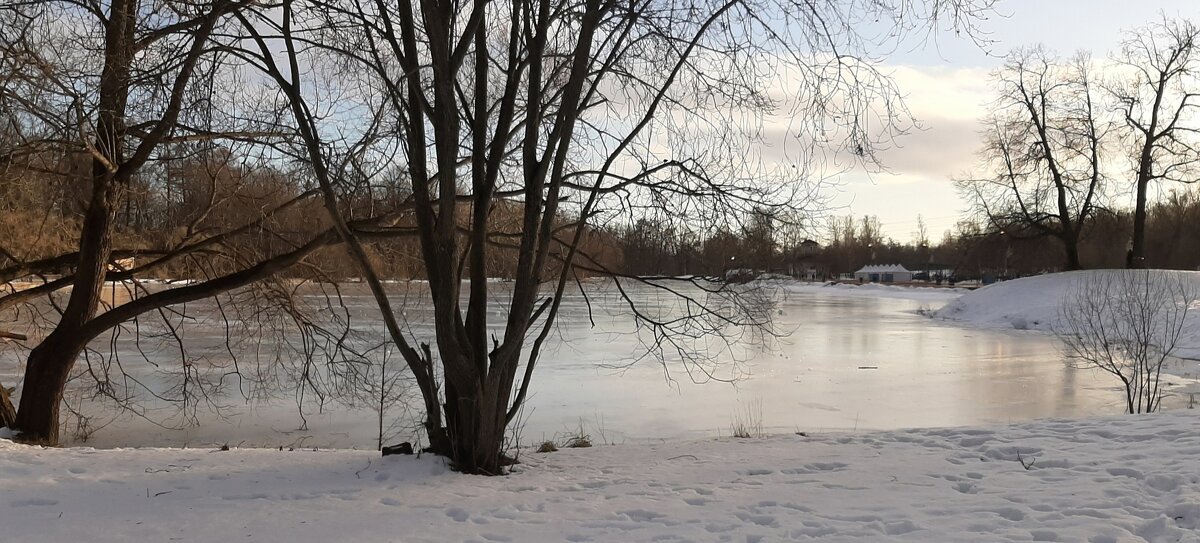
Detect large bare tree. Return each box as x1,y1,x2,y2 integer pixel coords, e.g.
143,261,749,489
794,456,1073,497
0,0,418,443
958,48,1105,271
236,0,996,473
1110,18,1200,268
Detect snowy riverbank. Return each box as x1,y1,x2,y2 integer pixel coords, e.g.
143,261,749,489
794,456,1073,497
933,271,1200,390
932,271,1200,358
3,411,1199,542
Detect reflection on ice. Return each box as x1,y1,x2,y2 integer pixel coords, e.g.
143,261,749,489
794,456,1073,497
0,282,1125,449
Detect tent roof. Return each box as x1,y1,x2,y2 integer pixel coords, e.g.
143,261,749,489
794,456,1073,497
854,264,912,273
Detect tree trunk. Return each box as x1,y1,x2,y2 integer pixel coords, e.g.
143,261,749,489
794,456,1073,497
13,334,87,443
1064,237,1082,271
1130,177,1149,269
11,0,136,445
444,387,506,475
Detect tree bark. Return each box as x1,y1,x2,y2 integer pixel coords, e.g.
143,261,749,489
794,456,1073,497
12,0,135,444
1130,177,1149,269
12,334,88,443
1064,235,1082,271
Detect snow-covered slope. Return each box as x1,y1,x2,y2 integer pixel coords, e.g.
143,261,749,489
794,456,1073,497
934,270,1200,361
3,412,1199,542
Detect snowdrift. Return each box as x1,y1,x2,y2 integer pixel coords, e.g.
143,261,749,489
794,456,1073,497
933,270,1200,360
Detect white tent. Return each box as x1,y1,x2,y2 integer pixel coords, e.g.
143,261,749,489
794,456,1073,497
853,264,912,283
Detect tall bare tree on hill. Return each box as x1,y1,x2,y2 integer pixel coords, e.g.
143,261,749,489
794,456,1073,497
1110,18,1200,269
958,48,1105,271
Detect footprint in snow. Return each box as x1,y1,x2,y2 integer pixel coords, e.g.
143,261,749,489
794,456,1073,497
953,481,978,494
993,507,1025,521
739,468,774,476
1106,467,1143,479
1031,529,1060,541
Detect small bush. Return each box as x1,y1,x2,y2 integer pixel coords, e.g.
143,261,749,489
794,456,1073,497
564,435,592,448
536,441,558,453
1056,271,1197,414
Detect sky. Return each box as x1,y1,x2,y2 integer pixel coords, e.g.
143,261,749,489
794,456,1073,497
830,0,1200,243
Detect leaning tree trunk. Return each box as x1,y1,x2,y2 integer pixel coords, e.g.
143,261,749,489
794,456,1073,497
13,176,121,443
12,335,90,443
12,0,136,444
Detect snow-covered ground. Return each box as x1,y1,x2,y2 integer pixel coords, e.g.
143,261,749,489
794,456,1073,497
3,411,1199,542
6,275,1200,542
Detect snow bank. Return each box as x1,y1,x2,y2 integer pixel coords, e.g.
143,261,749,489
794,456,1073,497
934,270,1200,361
786,281,967,303
2,412,1199,542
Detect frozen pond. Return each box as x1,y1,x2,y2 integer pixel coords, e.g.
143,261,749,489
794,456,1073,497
0,281,1127,449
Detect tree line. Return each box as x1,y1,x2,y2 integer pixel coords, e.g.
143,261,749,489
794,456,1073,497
958,18,1200,271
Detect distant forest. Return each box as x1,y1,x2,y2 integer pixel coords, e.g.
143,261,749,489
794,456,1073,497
3,146,1197,282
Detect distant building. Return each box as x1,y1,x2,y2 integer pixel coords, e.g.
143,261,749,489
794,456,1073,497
853,264,912,283
785,240,826,280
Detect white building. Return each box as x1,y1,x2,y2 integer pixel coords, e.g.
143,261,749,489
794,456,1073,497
853,264,912,283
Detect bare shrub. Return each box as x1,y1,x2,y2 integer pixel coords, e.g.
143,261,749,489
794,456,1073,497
1056,271,1197,413
563,428,593,449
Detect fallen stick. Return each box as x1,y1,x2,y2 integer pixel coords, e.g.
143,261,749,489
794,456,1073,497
0,330,27,341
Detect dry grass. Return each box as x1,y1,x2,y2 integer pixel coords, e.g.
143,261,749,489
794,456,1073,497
729,398,764,439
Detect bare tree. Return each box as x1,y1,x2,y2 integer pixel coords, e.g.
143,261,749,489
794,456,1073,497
958,48,1106,271
1056,270,1196,414
0,0,419,443
237,0,997,474
1110,18,1200,269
